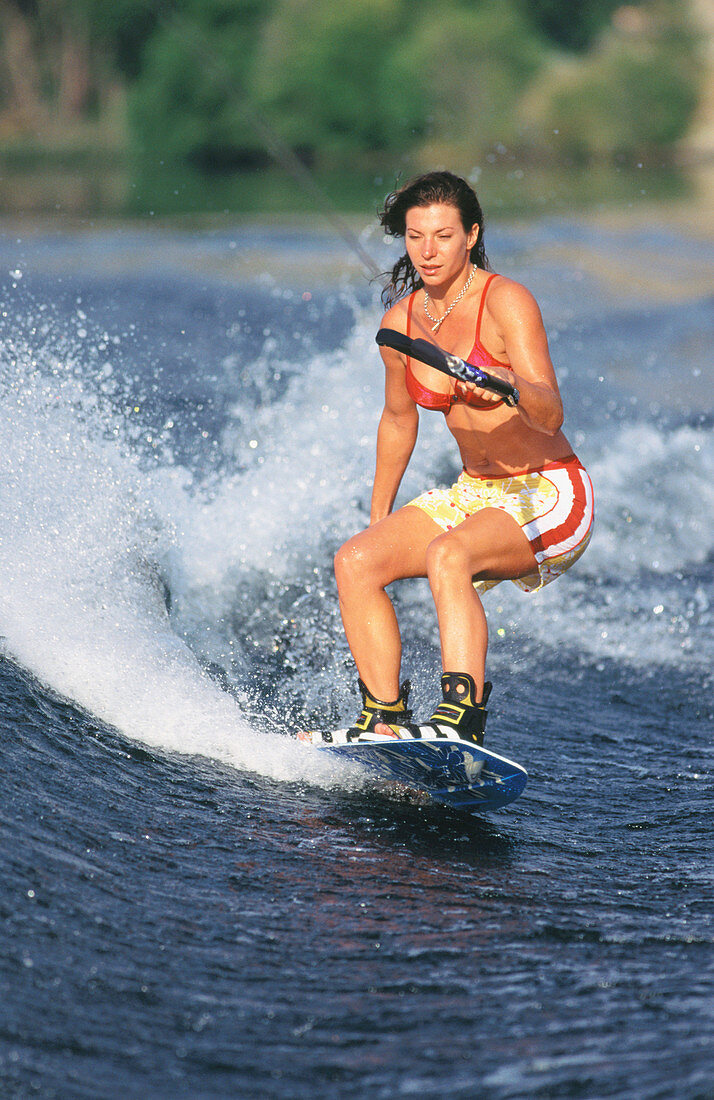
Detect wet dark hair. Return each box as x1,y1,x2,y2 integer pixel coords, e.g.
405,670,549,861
379,171,489,306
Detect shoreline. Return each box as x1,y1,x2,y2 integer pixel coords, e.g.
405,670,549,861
2,187,712,305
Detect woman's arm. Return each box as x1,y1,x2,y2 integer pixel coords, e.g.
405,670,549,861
370,346,419,524
487,280,564,435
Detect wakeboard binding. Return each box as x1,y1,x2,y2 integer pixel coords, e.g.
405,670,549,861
427,672,491,746
346,679,420,741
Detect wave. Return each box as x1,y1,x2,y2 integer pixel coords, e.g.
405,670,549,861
0,315,348,786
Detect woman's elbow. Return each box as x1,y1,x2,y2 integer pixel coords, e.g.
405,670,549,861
545,403,564,435
525,398,563,435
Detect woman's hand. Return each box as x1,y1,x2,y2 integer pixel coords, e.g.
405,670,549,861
455,376,506,405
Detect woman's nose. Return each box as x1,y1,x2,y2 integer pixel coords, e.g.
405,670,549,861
422,237,437,258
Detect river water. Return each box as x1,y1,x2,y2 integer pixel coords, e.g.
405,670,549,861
0,213,712,1098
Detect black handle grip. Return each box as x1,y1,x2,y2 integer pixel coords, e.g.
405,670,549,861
376,327,519,407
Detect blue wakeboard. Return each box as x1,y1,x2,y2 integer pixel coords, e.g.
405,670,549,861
299,727,527,813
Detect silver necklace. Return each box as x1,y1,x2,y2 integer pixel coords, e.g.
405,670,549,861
423,265,476,332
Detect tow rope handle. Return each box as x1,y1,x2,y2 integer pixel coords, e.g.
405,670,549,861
375,327,519,407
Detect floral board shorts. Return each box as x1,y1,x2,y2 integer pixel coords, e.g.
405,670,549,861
406,454,594,593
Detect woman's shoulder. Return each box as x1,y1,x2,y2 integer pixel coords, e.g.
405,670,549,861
380,291,416,333
485,273,544,322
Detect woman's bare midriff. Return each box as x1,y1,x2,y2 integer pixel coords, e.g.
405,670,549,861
446,405,574,477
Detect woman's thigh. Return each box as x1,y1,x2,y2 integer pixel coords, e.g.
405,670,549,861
337,505,442,588
427,506,538,583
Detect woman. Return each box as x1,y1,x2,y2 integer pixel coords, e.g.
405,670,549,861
334,171,594,744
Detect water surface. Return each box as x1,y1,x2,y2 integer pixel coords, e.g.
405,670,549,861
0,216,711,1098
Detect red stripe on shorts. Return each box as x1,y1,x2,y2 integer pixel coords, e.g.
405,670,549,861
529,463,589,559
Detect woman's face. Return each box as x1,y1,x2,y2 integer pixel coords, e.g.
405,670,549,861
404,203,479,288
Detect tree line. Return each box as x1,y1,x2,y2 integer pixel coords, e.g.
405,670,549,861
0,0,702,175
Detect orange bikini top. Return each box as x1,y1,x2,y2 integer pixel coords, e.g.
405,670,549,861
405,273,513,412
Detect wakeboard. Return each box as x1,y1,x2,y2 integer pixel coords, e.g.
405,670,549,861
298,725,527,813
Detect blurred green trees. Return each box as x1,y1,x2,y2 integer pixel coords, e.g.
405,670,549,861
394,2,543,166
520,3,701,162
521,0,624,52
130,0,270,170
0,0,704,178
252,0,415,159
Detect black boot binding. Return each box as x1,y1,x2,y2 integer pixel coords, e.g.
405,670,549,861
427,672,491,745
346,679,420,742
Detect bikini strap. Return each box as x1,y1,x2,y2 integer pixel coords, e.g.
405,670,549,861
405,291,417,368
475,273,498,341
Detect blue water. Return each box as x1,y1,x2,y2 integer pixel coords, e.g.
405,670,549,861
0,216,712,1098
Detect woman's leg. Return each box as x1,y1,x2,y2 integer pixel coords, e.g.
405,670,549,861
334,505,441,701
425,507,538,699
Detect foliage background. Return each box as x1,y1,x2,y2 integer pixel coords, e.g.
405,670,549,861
0,0,709,214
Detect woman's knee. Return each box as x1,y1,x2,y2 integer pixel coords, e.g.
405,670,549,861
425,532,473,585
335,528,404,594
334,533,377,591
